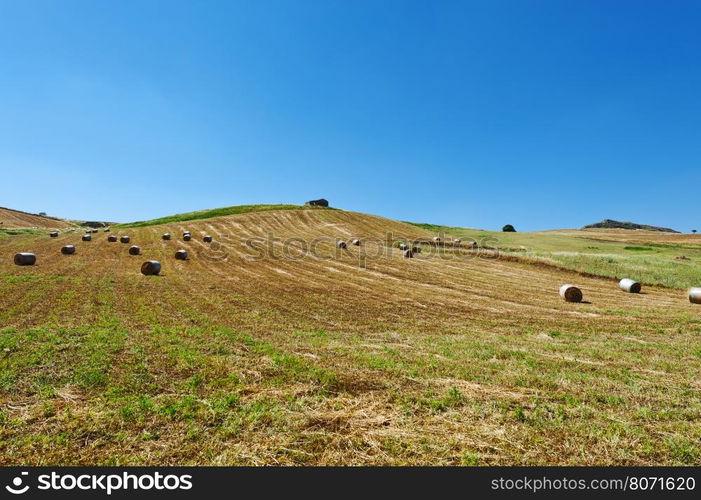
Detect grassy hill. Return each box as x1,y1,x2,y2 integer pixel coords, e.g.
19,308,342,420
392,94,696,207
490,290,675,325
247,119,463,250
118,204,331,228
407,221,701,289
0,206,699,465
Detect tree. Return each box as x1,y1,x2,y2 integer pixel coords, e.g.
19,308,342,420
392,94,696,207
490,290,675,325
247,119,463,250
38,212,47,216
502,224,516,232
693,229,698,234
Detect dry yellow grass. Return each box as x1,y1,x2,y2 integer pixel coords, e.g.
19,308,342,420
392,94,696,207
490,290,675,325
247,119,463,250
0,209,699,465
0,207,76,229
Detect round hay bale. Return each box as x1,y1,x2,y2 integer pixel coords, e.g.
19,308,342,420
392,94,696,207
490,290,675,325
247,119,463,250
175,249,188,260
128,245,141,256
183,234,192,241
689,288,701,304
403,249,413,259
92,229,98,233
454,238,461,244
619,278,641,293
108,235,118,242
337,240,347,249
203,235,213,243
14,252,36,266
412,246,421,254
162,233,171,240
398,243,408,251
61,245,76,255
559,284,583,303
120,236,130,243
351,239,361,246
432,236,440,242
104,228,110,232
468,240,478,248
82,234,92,242
141,260,161,276
50,231,58,238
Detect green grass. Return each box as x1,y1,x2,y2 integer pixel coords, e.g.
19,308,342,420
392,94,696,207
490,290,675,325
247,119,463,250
118,204,331,228
0,228,43,239
406,222,701,289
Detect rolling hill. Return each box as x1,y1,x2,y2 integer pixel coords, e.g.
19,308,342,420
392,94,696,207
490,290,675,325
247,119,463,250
0,206,76,229
0,206,699,465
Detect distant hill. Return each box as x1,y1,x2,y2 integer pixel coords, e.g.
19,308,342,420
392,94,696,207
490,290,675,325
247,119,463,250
584,219,679,233
0,206,76,229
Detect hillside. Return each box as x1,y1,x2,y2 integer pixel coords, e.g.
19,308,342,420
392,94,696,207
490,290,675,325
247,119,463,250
0,206,75,229
584,219,679,233
118,204,329,228
0,206,699,465
407,221,701,289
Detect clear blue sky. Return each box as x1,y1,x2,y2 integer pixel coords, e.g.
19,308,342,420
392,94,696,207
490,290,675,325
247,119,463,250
1,1,699,231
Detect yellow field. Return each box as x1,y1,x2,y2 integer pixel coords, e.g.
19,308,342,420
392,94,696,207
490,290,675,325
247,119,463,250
0,209,699,465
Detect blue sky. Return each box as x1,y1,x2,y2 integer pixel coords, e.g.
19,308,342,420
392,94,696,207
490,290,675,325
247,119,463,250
0,0,699,231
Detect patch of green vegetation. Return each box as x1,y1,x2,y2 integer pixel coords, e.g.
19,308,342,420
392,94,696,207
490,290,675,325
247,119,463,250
118,204,333,228
0,228,43,239
404,221,701,289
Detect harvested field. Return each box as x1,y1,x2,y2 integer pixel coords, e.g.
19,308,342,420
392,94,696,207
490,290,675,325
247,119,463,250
0,208,699,465
0,207,75,230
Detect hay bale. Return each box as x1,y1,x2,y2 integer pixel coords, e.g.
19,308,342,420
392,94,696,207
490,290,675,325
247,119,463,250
104,228,110,232
689,288,701,304
203,235,213,243
182,231,191,237
120,236,130,243
468,240,478,248
337,240,347,249
50,231,58,238
403,249,413,259
162,233,171,240
14,252,36,266
141,260,161,276
128,245,141,256
175,249,188,260
82,234,92,242
351,239,361,246
559,284,583,303
432,236,440,242
108,235,118,242
412,246,421,253
398,243,408,251
619,278,641,293
61,245,76,255
92,229,99,233
454,238,461,244
183,234,192,241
